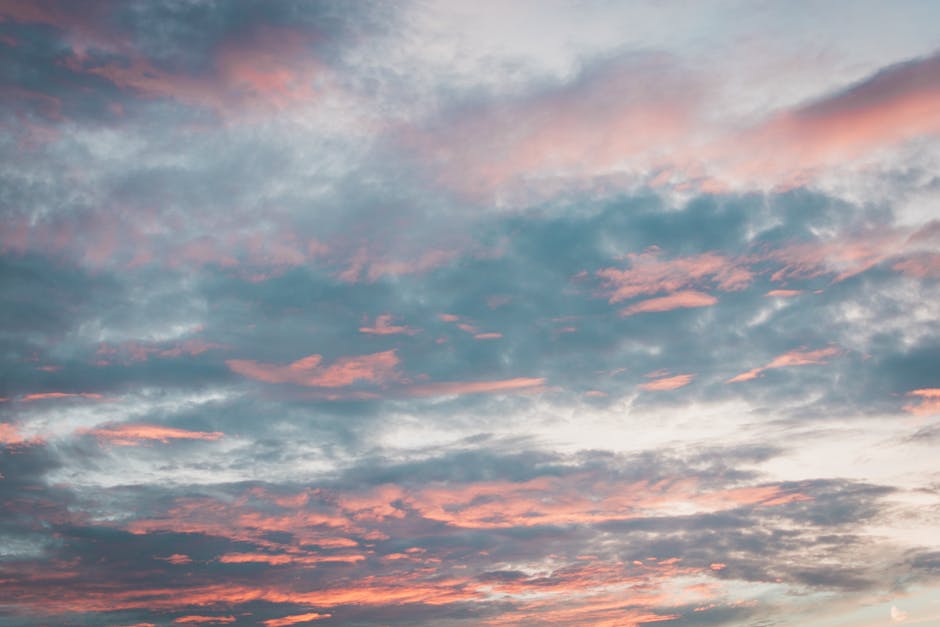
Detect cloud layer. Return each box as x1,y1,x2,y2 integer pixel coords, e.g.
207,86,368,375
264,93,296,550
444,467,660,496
1,2,939,626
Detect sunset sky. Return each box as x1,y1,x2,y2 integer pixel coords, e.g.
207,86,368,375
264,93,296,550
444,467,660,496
1,1,939,625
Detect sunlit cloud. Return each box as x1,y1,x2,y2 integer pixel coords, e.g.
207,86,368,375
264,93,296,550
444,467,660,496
227,350,402,388
903,389,940,416
82,423,224,446
639,373,695,391
728,346,842,383
621,291,718,316
1,2,937,625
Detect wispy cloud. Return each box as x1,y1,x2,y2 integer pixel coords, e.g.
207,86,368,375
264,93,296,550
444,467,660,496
728,347,842,383
83,424,224,446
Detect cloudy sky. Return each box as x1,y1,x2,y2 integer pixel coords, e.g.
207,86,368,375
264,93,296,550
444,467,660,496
1,1,939,625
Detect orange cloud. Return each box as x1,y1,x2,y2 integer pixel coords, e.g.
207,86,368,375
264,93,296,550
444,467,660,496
728,346,841,383
4,474,810,621
620,291,717,316
173,617,236,625
227,350,401,388
339,476,811,530
218,553,363,566
263,613,331,627
473,332,503,340
765,289,802,297
83,424,223,446
639,374,694,391
903,388,940,416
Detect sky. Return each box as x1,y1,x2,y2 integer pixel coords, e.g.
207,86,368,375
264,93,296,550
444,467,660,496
0,1,939,625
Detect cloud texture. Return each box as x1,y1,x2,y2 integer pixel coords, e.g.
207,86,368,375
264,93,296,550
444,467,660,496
1,1,939,625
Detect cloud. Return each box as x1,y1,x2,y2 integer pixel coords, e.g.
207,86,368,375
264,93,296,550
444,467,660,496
263,613,331,627
728,347,842,383
19,392,105,402
639,373,694,392
0,422,37,446
226,350,402,388
891,605,909,622
404,377,545,398
597,250,751,303
893,253,940,278
399,47,940,201
82,424,224,446
1,4,939,626
903,388,940,416
402,52,700,199
735,52,940,186
359,314,417,336
620,291,718,316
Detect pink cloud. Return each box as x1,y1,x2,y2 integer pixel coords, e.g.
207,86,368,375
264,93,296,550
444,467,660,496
66,25,322,115
0,423,39,447
893,253,940,278
765,289,802,297
405,378,546,398
19,392,104,402
227,350,402,388
767,231,908,284
263,614,331,627
597,250,751,303
730,53,940,187
156,554,192,565
338,248,459,283
0,1,126,54
903,388,940,416
359,314,416,336
620,291,717,316
403,53,699,199
727,346,841,383
11,475,811,621
83,424,223,446
218,553,363,566
639,374,694,391
473,332,503,340
173,617,236,625
404,51,940,198
96,339,225,364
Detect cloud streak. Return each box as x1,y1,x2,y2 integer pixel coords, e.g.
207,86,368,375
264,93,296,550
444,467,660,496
727,347,842,383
